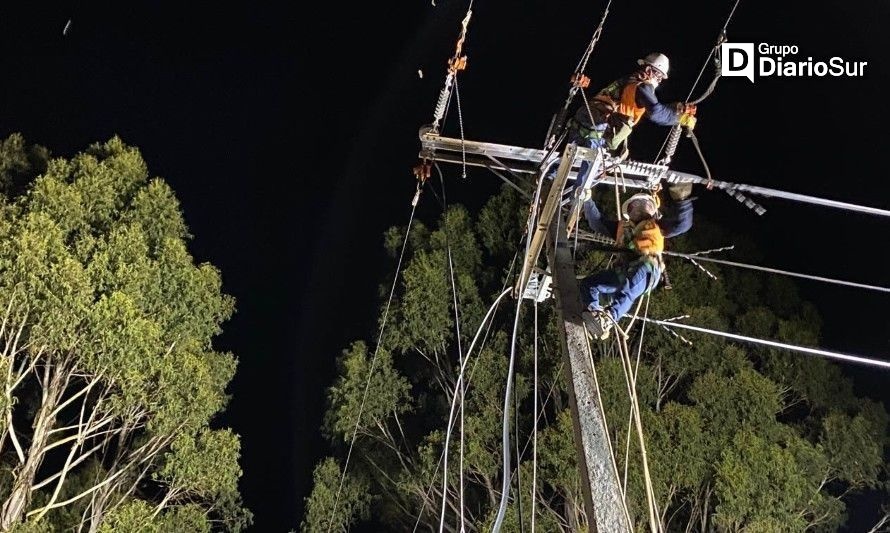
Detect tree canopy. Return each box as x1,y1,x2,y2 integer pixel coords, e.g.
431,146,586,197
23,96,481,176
0,134,250,532
303,183,889,531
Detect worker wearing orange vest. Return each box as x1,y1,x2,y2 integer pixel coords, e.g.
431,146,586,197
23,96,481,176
579,187,693,340
574,52,697,154
568,53,697,191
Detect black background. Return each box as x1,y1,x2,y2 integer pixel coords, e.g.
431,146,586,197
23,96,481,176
2,1,888,530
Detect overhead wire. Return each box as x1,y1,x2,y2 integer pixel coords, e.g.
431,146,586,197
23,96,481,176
665,251,890,294
326,198,420,532
655,0,742,163
435,167,468,533
492,236,531,532
413,252,519,533
437,288,514,532
492,119,554,532
575,234,890,295
638,317,890,370
544,0,614,148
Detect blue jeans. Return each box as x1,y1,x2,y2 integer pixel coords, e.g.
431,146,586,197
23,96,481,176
568,129,606,193
580,259,660,321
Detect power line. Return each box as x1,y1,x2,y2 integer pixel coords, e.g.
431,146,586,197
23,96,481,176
327,200,419,532
665,251,890,294
637,317,890,370
574,234,890,294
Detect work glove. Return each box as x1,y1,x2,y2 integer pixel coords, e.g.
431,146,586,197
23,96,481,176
678,112,697,130
672,102,697,115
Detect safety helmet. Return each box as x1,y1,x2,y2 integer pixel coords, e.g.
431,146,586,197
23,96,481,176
637,52,670,79
621,193,660,222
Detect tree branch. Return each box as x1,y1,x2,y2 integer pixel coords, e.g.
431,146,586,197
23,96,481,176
26,467,129,517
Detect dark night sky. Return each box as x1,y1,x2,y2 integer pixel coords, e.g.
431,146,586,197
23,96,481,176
2,1,889,531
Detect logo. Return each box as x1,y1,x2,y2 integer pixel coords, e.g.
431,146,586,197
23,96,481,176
721,43,867,83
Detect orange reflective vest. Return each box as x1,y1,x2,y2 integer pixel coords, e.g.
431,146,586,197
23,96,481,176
593,80,647,126
617,218,664,256
615,82,647,126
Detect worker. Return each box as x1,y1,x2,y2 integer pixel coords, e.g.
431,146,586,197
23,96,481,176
563,52,698,192
579,182,694,340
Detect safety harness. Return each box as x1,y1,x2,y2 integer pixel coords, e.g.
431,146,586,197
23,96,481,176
616,217,666,292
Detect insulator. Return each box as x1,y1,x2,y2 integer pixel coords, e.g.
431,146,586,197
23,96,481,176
662,126,682,164
432,74,455,129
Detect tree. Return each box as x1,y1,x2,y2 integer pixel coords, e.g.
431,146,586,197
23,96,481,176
0,135,251,531
303,183,889,531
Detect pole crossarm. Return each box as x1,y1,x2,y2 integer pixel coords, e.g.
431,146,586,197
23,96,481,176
420,131,890,218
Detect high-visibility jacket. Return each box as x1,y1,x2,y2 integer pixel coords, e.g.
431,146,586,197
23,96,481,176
593,80,647,126
582,75,680,129
617,218,665,256
616,218,666,291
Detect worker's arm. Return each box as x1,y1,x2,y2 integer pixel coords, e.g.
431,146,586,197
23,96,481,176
635,83,681,126
582,199,618,237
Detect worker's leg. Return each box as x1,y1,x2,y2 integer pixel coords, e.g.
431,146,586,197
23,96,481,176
573,137,606,192
606,261,656,321
579,269,623,312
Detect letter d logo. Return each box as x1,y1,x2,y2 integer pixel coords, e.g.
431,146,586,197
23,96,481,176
721,43,755,83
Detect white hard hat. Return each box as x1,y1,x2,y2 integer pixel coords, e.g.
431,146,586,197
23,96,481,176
637,52,670,78
621,193,659,221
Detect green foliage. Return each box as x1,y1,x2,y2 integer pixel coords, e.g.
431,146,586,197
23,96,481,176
305,184,890,531
97,500,159,533
689,367,783,446
97,500,211,533
0,134,247,530
713,431,836,531
820,402,888,488
158,428,243,499
301,458,371,533
324,341,412,441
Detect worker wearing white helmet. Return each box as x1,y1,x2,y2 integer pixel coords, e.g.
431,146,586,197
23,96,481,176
563,52,698,193
578,185,694,340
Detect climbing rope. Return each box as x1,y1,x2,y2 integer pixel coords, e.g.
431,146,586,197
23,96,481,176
607,298,662,533
620,295,648,494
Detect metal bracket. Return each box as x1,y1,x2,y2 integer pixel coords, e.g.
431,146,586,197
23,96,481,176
522,268,553,302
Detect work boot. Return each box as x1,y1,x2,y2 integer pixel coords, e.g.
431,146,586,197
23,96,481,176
581,310,612,340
